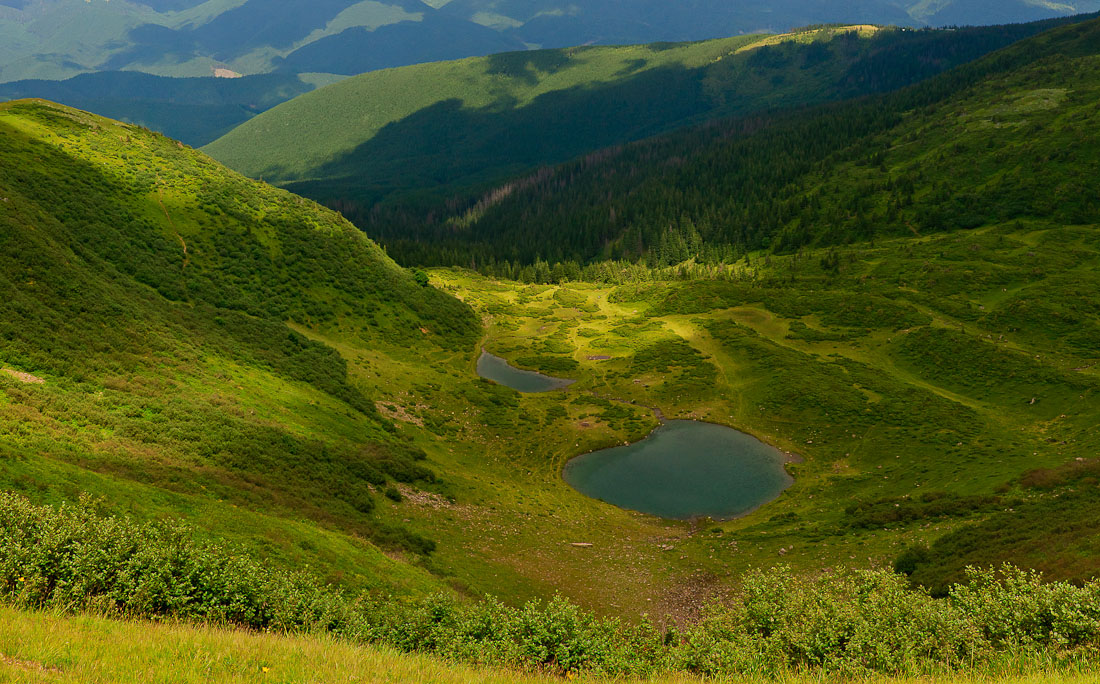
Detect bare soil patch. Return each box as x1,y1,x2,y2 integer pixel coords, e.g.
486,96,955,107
1,369,44,384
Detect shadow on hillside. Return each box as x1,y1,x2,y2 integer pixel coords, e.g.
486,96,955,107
281,16,1088,225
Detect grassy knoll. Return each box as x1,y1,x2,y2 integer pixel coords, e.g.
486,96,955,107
0,98,476,598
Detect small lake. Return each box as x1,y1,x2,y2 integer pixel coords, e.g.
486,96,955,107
562,420,793,520
477,351,575,393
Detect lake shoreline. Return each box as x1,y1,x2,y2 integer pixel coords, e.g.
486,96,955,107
474,347,799,522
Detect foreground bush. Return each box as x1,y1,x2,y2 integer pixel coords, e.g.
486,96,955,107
0,493,352,631
2,493,1099,678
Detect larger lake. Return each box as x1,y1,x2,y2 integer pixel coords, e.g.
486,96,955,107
477,351,575,393
562,420,792,520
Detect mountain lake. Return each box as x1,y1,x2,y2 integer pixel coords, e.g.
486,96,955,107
477,350,575,392
563,420,793,520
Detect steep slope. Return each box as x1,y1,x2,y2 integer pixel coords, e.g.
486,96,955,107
205,18,1074,217
374,14,1100,267
0,98,478,594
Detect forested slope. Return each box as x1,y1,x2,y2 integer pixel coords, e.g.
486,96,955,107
206,18,1080,215
370,14,1100,269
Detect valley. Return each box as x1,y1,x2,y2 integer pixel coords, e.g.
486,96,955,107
4,96,1097,626
2,7,1100,682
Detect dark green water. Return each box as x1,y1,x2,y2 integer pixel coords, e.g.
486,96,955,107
562,420,792,520
477,351,575,393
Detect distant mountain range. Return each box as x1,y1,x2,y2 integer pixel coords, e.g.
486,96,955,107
202,14,1092,238
2,0,1098,83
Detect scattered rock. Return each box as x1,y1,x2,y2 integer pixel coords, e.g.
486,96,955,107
375,401,424,426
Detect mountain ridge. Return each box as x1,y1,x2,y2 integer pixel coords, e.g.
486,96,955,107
202,14,1094,245
2,0,1098,83
357,13,1100,268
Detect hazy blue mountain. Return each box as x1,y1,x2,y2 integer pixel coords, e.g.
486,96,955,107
2,0,1098,83
0,71,322,145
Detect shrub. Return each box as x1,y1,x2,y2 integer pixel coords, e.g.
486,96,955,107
678,566,984,677
950,565,1100,649
3,494,1100,679
0,492,349,631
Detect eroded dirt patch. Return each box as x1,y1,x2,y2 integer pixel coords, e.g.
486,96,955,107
1,369,44,384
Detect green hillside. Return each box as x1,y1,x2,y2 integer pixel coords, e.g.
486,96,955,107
375,14,1100,268
205,18,1078,215
5,12,1100,681
0,98,477,596
203,32,774,180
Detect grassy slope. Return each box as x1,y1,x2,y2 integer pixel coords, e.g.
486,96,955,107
1,607,1097,684
0,98,477,597
202,33,772,179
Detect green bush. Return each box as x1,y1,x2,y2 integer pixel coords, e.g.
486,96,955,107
0,493,348,631
679,566,983,677
4,494,1100,679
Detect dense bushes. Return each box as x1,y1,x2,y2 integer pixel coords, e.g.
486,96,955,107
4,493,1100,678
0,493,344,630
845,492,1006,530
